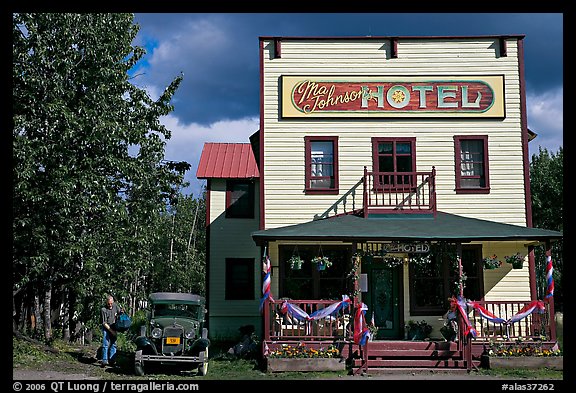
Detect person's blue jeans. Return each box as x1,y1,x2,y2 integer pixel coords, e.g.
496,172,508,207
102,328,117,364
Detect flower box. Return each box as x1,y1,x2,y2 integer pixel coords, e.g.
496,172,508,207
484,356,563,370
267,357,346,372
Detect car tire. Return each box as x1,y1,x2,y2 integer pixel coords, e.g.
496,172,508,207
197,348,208,376
134,350,145,376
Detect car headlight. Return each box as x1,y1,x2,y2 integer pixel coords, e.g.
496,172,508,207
185,330,194,339
151,327,162,339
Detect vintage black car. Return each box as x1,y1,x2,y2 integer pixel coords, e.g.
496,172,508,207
134,292,209,376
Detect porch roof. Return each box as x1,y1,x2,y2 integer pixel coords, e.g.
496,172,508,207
251,212,563,244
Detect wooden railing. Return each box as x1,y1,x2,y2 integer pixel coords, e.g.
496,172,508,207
264,299,352,341
468,300,554,341
363,166,436,216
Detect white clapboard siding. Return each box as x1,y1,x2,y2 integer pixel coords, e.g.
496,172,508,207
262,38,527,229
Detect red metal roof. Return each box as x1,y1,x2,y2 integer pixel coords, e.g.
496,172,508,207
196,143,259,179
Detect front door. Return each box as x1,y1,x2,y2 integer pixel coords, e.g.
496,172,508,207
367,265,402,339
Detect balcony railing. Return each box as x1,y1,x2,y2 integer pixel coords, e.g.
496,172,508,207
363,166,436,216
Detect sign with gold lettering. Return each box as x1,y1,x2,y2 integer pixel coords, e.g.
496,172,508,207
281,75,505,118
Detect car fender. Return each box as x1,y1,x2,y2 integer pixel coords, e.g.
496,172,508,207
190,337,210,354
134,336,158,355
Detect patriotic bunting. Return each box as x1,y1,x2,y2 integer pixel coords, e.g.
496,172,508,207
467,299,545,325
353,302,371,345
280,295,352,321
545,254,554,300
259,247,273,312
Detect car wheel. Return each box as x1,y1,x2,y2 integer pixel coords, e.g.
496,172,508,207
134,350,145,376
197,348,208,376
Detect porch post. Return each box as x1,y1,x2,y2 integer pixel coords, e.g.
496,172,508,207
363,167,368,218
545,240,557,342
456,243,463,298
527,245,537,301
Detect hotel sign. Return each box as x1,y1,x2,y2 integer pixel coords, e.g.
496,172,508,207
383,242,430,254
281,75,505,118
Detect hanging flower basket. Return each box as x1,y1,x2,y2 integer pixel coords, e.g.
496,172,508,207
382,256,403,268
505,253,525,269
312,256,332,271
483,255,502,270
288,256,304,270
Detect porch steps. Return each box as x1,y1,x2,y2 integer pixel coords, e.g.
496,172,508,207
347,340,478,372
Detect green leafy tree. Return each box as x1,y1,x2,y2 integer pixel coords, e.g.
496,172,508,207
530,146,563,311
13,13,185,341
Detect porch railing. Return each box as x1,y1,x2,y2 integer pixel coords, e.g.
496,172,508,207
467,300,554,341
363,166,436,216
264,299,554,343
264,299,352,341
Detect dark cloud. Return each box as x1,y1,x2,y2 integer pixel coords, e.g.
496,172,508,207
131,13,563,196
133,13,563,126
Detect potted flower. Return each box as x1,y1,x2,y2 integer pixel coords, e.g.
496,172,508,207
505,253,525,269
483,255,502,270
440,324,457,342
288,256,304,270
406,320,433,340
368,324,379,341
312,256,332,271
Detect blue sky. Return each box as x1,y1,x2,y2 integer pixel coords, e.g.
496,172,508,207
130,13,563,197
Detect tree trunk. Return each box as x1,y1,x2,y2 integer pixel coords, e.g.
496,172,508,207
43,284,52,341
187,200,199,258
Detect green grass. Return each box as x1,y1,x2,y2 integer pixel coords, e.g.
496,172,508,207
13,337,563,380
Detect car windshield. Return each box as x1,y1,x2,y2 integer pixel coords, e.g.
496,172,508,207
153,303,200,318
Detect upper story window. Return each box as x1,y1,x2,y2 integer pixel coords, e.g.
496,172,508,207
226,180,255,218
371,137,416,188
305,136,339,195
454,135,490,194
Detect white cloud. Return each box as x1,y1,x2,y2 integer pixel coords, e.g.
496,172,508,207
526,87,563,157
161,115,260,197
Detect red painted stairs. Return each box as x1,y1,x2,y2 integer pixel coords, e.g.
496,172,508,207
342,340,480,373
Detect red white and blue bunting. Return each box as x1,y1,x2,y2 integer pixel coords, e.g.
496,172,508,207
353,302,371,345
451,296,477,338
465,297,546,339
545,254,554,300
280,295,352,322
259,247,273,313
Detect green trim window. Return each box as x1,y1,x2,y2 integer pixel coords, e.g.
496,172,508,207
409,244,484,315
225,258,255,300
279,245,352,300
226,180,255,218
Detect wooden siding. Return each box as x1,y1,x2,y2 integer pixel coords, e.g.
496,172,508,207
481,241,531,301
208,179,262,339
262,38,527,229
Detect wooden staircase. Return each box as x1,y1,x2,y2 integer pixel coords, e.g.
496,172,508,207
344,340,479,374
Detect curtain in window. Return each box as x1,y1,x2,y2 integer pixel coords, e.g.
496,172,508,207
311,141,333,178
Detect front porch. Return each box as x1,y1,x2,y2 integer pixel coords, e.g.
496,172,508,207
253,196,562,373
262,298,558,373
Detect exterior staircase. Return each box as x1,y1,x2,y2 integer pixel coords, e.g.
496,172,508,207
343,340,480,374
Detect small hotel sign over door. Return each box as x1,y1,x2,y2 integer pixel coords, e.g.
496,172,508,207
281,75,505,118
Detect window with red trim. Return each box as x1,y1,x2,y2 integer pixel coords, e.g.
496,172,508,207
454,136,490,194
305,136,338,194
371,137,416,188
